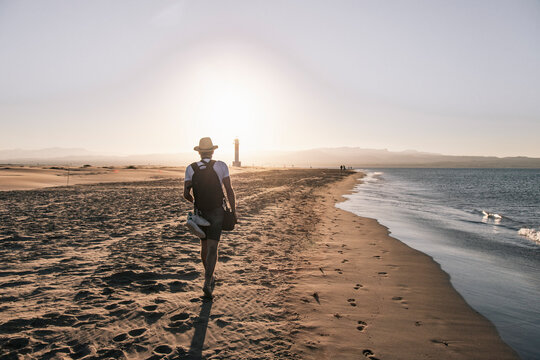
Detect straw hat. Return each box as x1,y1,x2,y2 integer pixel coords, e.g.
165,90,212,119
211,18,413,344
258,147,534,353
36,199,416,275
194,137,218,151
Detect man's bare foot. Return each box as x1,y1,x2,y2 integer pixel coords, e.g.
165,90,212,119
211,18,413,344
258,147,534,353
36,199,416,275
203,280,213,298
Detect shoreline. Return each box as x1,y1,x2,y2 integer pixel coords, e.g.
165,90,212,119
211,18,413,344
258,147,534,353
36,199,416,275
288,173,518,359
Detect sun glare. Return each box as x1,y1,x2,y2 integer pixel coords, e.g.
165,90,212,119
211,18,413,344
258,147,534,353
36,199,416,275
197,73,261,141
175,50,288,154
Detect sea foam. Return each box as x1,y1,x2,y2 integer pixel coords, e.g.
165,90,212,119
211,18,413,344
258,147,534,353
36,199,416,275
360,171,384,183
518,228,540,243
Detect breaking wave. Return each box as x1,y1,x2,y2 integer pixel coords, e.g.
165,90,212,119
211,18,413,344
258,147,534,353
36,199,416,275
518,228,540,243
360,171,384,183
482,210,502,219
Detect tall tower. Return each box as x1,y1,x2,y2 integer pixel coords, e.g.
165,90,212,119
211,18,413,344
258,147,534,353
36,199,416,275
232,138,241,167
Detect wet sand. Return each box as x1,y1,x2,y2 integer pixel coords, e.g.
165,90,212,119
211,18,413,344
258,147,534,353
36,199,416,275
288,174,518,359
0,169,517,359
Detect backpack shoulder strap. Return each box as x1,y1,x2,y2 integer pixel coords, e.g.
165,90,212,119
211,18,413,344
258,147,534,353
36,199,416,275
208,160,223,191
190,162,200,175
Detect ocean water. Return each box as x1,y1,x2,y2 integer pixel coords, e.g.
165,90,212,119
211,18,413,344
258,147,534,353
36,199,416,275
337,168,540,360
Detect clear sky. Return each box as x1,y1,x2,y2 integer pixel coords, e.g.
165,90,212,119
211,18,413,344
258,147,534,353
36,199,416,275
1,0,539,157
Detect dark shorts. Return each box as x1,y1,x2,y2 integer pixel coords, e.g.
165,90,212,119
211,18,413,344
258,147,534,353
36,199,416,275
199,207,225,241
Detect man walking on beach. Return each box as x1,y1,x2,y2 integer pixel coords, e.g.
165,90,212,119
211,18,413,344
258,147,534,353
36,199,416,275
183,137,236,298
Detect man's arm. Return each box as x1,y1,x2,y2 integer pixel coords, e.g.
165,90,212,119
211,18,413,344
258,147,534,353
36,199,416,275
222,176,236,215
183,180,193,203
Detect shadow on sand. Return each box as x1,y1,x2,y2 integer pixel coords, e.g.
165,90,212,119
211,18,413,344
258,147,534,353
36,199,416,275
187,297,214,359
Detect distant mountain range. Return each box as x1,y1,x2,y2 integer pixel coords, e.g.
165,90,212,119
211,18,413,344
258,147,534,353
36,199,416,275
1,147,539,168
248,147,540,168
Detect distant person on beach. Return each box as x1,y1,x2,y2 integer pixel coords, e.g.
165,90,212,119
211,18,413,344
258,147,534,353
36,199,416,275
183,137,237,298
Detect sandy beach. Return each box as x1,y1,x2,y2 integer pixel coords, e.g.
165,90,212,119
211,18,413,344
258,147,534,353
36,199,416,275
0,166,265,191
0,168,517,359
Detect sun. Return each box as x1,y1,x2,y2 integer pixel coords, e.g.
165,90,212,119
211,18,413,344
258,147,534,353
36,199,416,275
176,50,285,154
197,74,261,140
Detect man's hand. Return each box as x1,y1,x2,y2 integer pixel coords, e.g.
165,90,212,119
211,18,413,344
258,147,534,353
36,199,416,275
183,180,194,203
223,176,236,223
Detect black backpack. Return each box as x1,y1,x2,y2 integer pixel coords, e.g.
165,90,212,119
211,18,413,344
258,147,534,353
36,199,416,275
190,160,224,211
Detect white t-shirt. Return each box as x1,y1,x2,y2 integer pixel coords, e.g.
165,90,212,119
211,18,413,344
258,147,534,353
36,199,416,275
185,159,230,185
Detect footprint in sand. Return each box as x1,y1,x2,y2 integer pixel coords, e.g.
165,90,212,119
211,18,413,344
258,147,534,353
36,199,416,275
154,345,173,355
128,328,147,337
341,259,349,263
169,281,188,292
347,298,357,307
363,349,380,359
431,339,449,347
392,296,409,309
335,268,343,274
170,313,190,322
112,333,127,342
357,320,367,331
354,283,363,290
166,317,192,334
167,312,192,331
216,319,231,328
304,340,319,350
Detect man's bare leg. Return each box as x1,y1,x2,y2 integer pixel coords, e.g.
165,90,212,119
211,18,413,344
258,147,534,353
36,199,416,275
200,239,208,271
203,239,219,297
